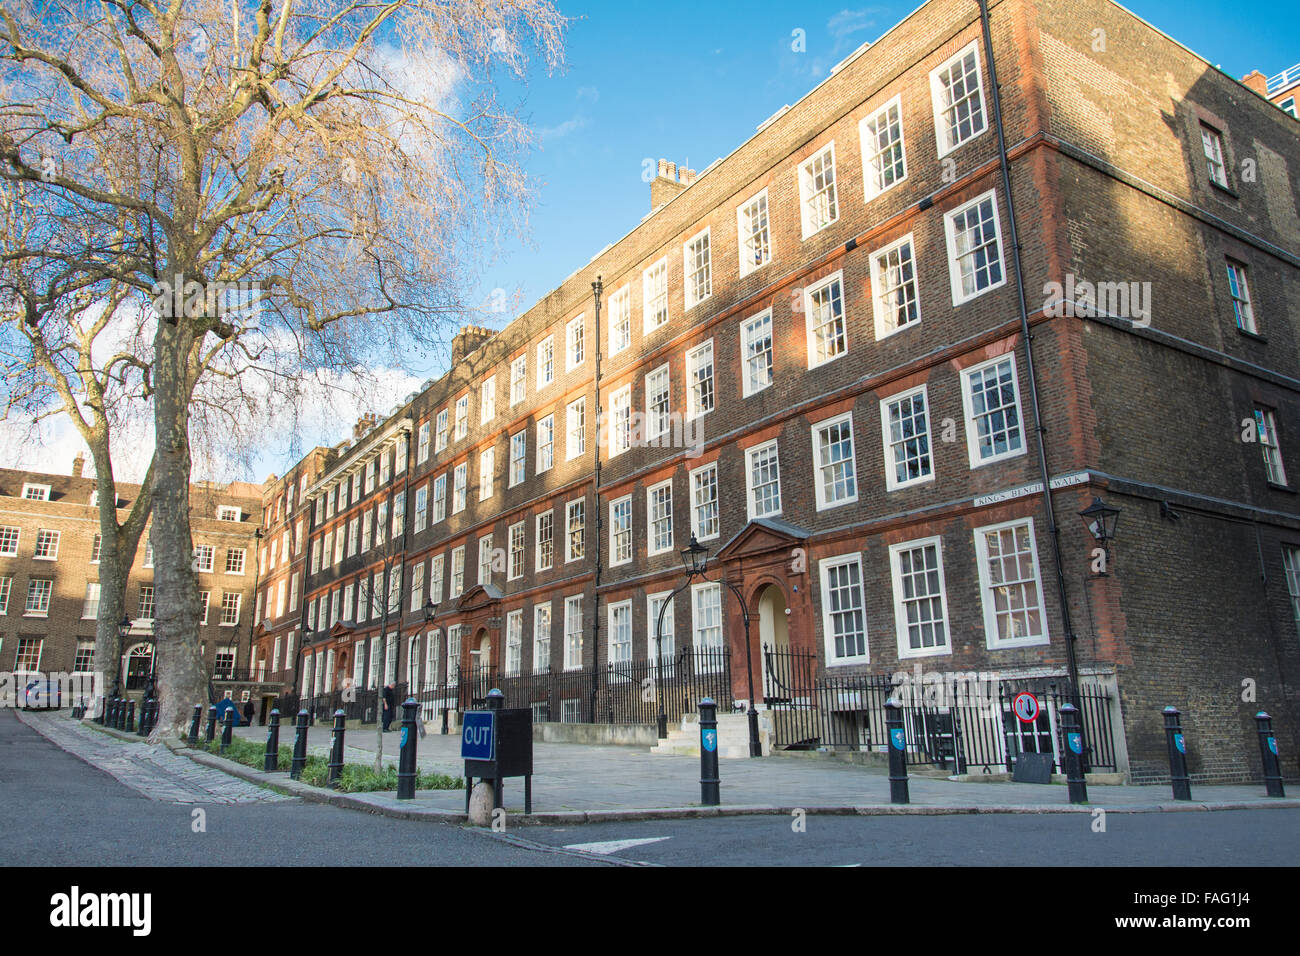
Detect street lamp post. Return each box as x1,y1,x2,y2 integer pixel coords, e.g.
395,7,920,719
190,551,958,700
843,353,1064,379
657,535,761,757
719,578,760,758
1079,496,1121,573
654,537,709,738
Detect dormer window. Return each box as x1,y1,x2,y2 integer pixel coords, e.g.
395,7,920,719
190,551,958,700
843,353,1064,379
217,505,242,522
22,484,50,501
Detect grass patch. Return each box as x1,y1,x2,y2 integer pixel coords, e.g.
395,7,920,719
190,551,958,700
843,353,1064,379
187,736,462,793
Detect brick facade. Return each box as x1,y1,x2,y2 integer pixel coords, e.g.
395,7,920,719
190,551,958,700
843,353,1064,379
280,0,1299,782
0,462,262,694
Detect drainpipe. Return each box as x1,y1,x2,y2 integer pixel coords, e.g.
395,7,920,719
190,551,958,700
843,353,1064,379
977,0,1085,711
590,276,604,723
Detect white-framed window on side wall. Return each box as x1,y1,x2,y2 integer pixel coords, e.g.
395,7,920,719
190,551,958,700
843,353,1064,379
798,142,838,238
973,517,1049,649
860,95,907,200
930,41,987,157
870,234,920,339
960,353,1025,468
944,189,1005,305
737,188,772,276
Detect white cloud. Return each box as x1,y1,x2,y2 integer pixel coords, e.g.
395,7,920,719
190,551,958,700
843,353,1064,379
540,115,589,141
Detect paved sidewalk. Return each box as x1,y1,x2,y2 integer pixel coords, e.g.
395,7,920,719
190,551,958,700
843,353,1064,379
228,720,1298,819
16,710,293,806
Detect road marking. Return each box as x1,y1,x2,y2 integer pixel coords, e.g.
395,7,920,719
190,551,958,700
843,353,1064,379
562,837,671,855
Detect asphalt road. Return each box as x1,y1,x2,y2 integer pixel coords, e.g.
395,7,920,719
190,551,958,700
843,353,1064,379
0,710,594,867
5,710,1297,868
519,809,1300,866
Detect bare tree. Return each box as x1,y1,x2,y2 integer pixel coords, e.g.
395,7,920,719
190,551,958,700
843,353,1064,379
0,189,156,713
0,0,564,736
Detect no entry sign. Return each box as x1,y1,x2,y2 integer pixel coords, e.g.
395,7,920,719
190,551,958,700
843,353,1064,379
1013,692,1040,724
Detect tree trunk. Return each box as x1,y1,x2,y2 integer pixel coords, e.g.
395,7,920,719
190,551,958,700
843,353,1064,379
149,323,205,740
87,443,150,719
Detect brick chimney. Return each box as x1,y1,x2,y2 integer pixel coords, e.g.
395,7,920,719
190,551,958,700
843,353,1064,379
1241,70,1268,96
71,452,85,477
651,159,695,210
353,412,378,440
452,325,494,364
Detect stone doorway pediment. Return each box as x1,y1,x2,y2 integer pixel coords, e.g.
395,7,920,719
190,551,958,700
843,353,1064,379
714,517,809,563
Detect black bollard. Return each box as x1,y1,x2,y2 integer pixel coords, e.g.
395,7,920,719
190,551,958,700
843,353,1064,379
126,699,136,733
113,697,123,730
884,698,910,805
397,699,419,800
264,710,281,772
220,708,234,753
290,710,309,780
145,698,157,736
327,709,346,788
1058,703,1089,804
188,705,202,746
137,699,150,737
1255,712,1286,798
441,706,449,735
104,697,114,728
1163,706,1192,801
117,697,128,730
205,705,218,743
698,697,720,807
107,697,117,729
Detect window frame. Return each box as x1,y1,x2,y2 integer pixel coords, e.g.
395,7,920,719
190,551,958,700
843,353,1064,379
643,258,670,334
797,142,839,239
811,410,859,510
566,314,585,370
685,339,715,421
689,461,720,542
960,353,1026,469
943,188,1006,305
803,270,848,369
972,517,1050,650
745,439,783,520
683,227,712,311
929,40,988,157
889,535,951,659
860,94,908,201
818,553,869,665
647,479,674,556
740,309,774,398
880,384,934,491
869,233,921,339
736,187,773,277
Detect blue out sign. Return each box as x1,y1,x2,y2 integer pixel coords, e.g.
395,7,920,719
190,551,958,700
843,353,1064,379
461,711,496,761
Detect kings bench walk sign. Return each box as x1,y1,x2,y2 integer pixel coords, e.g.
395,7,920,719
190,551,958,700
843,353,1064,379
461,710,495,762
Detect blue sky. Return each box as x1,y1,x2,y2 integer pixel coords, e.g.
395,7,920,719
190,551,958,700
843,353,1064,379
7,0,1294,483
462,0,1297,342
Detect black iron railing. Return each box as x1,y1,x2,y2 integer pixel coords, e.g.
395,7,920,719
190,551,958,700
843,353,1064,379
761,646,1118,773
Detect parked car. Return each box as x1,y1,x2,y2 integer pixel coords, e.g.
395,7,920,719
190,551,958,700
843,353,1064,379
23,679,63,710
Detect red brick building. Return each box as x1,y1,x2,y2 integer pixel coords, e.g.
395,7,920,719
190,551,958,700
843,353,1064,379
288,0,1300,782
0,460,262,697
